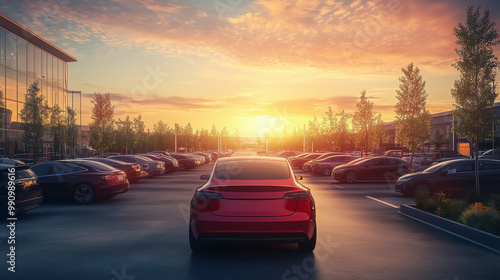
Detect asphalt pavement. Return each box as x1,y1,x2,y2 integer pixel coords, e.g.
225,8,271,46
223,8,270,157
1,152,500,280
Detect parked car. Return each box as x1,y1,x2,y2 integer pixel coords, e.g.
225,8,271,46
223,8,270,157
30,160,129,204
396,159,500,196
290,153,322,168
332,156,413,183
188,153,205,166
0,165,43,215
404,153,435,166
384,150,410,158
108,155,165,177
479,148,500,160
0,158,26,166
428,150,468,164
141,154,178,173
169,154,198,170
301,153,345,171
83,158,143,182
311,155,358,176
147,153,179,171
189,157,316,252
194,152,212,164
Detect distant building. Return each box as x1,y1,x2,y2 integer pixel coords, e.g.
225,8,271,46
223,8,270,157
0,12,81,156
385,102,500,156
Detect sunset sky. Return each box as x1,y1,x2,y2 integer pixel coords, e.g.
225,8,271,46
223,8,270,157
3,0,500,137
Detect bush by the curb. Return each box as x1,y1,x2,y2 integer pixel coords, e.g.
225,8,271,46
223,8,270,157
461,203,500,235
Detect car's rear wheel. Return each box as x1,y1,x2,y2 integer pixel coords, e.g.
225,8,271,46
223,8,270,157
323,168,332,176
189,224,206,252
413,182,431,196
298,226,317,252
345,171,358,183
73,184,95,205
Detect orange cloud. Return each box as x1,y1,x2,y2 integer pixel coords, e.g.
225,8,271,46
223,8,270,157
13,0,499,75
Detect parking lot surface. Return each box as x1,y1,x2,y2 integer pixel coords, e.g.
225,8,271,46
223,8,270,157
1,152,500,280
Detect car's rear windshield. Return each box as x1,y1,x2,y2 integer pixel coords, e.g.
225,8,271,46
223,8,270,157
215,160,291,180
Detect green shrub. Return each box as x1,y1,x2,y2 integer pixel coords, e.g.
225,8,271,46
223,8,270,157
413,192,430,209
487,194,500,212
445,200,469,221
461,203,500,234
422,197,438,213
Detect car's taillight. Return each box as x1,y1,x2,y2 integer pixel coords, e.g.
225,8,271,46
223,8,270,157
132,164,141,171
283,191,309,202
102,175,115,181
196,191,224,202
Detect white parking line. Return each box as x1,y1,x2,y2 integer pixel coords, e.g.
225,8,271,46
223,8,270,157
366,196,399,209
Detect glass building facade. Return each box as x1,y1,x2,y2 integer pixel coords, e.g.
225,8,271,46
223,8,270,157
0,13,78,155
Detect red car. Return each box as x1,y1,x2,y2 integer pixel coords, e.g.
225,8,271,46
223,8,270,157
189,157,316,251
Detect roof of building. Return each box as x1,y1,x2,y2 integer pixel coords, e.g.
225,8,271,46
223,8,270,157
0,12,77,62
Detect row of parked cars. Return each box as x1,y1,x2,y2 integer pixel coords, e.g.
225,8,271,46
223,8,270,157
0,151,230,216
279,150,500,197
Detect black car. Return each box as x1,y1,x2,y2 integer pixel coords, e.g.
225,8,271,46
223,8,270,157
30,160,129,204
141,154,178,173
332,156,412,183
396,159,500,196
0,166,43,215
169,154,197,170
83,158,143,182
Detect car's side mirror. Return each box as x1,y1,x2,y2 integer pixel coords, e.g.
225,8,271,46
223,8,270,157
295,174,303,180
200,174,210,180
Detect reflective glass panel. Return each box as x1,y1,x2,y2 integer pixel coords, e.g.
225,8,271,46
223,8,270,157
17,40,26,73
6,68,16,101
5,33,16,70
26,43,34,77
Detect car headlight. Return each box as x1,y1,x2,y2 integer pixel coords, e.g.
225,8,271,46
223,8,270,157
399,177,411,182
334,169,343,174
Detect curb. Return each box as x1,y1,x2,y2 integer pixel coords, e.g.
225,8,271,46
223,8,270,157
399,204,500,254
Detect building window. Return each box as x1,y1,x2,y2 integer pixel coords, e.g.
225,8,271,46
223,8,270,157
17,40,26,74
0,29,5,66
27,43,34,77
0,65,4,95
5,33,16,70
35,47,42,80
18,73,26,103
6,68,16,101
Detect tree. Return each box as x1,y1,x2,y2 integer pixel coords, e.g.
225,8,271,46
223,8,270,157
153,120,170,151
89,93,115,156
50,104,65,157
352,90,375,156
373,114,389,155
21,82,49,162
334,110,351,152
65,106,79,157
395,63,432,168
133,115,146,153
323,106,337,151
115,116,134,154
451,6,499,194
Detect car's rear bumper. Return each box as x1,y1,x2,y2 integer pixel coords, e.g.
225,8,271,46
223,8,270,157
191,212,315,241
96,182,130,197
12,190,43,214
